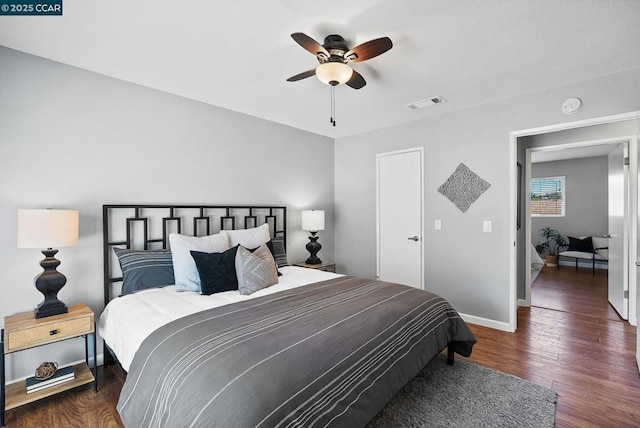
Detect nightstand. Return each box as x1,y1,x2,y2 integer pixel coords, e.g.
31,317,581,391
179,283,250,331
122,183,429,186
293,261,336,273
1,303,97,427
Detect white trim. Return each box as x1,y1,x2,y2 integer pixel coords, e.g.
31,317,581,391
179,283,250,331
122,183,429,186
509,134,517,331
517,298,528,307
523,150,532,307
375,147,425,289
460,312,515,332
558,260,609,269
628,136,638,326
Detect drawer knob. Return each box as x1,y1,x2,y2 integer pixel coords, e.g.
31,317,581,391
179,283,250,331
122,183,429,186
49,329,59,336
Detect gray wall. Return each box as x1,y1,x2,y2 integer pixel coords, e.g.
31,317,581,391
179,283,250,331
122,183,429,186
335,67,640,325
0,47,335,381
530,157,609,246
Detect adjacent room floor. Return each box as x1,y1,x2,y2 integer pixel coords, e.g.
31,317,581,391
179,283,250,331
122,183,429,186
4,266,639,427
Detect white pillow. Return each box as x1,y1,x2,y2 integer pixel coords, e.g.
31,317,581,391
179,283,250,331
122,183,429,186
169,232,230,292
225,223,271,248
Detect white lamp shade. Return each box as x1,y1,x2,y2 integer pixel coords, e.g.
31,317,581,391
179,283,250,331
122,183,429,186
17,209,79,249
301,210,325,232
315,62,353,86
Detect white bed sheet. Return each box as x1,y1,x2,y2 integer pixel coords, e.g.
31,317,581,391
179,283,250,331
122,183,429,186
98,266,341,371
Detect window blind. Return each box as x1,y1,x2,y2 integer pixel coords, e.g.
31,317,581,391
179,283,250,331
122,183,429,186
531,176,565,216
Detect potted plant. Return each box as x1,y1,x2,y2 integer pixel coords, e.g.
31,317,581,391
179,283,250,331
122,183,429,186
535,226,567,267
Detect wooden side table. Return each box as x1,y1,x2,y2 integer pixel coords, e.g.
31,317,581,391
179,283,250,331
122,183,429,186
293,261,336,273
1,303,97,427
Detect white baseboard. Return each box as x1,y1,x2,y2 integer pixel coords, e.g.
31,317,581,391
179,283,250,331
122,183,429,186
517,298,529,307
459,312,514,332
558,260,608,270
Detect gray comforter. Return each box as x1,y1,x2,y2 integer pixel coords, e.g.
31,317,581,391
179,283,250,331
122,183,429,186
117,276,476,428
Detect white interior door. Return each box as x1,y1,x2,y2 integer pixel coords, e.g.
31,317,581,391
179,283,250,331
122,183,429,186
608,143,628,319
376,148,423,289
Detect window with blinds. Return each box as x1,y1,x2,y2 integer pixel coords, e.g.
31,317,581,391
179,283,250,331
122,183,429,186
531,176,565,217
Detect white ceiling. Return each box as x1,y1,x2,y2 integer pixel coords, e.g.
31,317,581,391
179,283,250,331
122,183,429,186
1,0,639,139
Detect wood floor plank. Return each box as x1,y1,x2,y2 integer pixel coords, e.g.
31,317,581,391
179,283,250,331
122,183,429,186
3,265,638,427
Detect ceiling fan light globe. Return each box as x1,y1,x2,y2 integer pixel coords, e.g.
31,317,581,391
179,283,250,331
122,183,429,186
316,62,353,86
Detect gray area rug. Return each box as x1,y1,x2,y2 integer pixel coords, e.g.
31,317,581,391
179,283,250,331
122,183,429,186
368,355,557,428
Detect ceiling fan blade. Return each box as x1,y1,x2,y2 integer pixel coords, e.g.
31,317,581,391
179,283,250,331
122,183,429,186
286,68,317,82
291,33,329,58
346,70,366,89
344,37,393,63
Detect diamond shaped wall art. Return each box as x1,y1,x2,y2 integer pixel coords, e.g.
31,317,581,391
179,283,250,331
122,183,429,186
438,163,491,213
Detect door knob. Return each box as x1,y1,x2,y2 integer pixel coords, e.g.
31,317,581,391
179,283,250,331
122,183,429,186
408,236,419,241
604,234,611,238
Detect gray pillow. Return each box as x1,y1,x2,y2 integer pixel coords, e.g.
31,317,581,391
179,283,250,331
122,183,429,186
269,236,289,268
235,245,278,295
114,248,174,296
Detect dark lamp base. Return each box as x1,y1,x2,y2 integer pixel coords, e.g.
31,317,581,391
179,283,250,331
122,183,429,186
35,301,68,319
305,233,322,265
34,249,69,319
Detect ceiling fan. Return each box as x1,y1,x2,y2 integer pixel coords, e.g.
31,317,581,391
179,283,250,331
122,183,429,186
286,33,393,89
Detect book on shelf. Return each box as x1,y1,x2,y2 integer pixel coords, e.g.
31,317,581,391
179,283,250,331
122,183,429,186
25,365,75,394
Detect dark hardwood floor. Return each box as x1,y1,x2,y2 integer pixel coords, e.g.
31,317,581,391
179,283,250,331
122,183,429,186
463,265,640,428
4,265,639,427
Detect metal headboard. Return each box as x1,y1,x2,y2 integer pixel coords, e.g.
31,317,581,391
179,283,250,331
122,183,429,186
102,204,286,306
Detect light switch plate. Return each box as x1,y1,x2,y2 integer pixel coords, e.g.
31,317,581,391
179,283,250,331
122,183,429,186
434,219,442,231
483,220,492,233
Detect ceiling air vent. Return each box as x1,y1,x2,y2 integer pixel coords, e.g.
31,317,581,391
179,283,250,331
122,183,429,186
405,96,447,110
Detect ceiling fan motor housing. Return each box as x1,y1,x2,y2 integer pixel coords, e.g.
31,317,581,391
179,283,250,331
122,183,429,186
319,35,350,63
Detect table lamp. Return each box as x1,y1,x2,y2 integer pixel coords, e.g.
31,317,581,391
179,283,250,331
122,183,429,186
17,209,79,318
301,210,325,265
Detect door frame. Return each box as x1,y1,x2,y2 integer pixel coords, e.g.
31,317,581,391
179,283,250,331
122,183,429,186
376,147,425,288
523,138,633,321
509,111,640,332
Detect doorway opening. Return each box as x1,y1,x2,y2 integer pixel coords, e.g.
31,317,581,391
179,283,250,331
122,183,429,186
524,139,630,322
509,111,640,332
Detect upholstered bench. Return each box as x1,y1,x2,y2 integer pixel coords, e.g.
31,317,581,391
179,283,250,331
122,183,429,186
558,236,609,274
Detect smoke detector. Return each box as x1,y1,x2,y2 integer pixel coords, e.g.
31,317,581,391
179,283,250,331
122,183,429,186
405,96,447,110
561,97,582,114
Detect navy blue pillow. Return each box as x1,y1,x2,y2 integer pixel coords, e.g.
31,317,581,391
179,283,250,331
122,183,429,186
114,248,175,296
191,246,239,295
567,236,594,253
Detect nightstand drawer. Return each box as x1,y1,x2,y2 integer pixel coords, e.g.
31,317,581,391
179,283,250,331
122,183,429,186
6,316,92,353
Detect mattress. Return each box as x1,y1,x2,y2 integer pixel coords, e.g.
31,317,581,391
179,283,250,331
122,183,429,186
116,275,476,427
98,266,341,371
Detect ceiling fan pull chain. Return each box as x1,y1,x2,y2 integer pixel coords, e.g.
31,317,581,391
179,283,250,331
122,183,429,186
332,85,336,127
329,86,333,125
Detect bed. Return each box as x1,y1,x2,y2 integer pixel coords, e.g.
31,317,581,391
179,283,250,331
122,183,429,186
99,204,476,427
531,244,545,284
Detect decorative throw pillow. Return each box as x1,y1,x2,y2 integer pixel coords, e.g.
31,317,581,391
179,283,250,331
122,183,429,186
235,244,279,295
268,235,289,268
567,236,594,253
114,248,174,296
169,232,230,292
190,246,239,295
225,224,271,248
